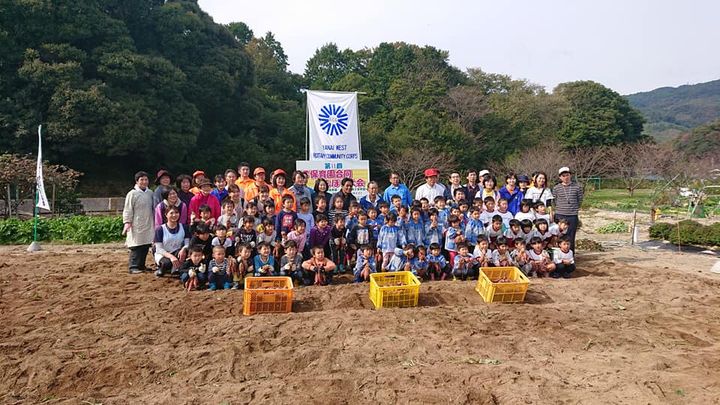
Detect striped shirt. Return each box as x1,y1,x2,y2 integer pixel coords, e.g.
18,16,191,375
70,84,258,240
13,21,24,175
552,182,583,216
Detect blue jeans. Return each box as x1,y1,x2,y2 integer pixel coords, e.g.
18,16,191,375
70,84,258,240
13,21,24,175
180,271,208,286
208,272,231,290
555,263,576,276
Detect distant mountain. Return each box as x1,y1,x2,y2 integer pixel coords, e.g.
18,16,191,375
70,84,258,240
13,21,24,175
626,79,720,142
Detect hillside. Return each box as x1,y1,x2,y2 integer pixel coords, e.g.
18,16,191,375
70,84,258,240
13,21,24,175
626,79,720,142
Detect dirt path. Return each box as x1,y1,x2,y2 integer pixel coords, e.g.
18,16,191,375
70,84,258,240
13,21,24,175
1,243,719,404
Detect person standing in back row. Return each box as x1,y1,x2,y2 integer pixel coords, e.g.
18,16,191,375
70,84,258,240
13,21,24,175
415,168,446,205
331,178,357,210
123,171,155,274
383,172,412,208
552,167,583,251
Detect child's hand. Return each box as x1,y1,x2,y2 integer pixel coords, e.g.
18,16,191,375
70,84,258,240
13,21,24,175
199,264,206,273
212,266,219,274
188,269,196,278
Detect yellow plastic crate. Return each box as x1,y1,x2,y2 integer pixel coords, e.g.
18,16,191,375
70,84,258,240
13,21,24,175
475,267,529,303
243,276,294,315
369,271,421,309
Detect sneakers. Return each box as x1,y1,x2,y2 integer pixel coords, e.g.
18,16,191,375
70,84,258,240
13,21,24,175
562,272,572,279
154,269,163,277
550,271,561,279
208,283,217,291
128,268,143,274
232,282,240,290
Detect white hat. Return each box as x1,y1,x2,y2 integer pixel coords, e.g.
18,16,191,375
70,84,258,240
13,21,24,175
478,169,490,177
558,166,572,175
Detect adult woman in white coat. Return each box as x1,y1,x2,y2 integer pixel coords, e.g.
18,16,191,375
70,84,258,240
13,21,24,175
123,171,155,274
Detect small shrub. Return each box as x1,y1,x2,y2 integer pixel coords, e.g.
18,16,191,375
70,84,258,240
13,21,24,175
650,220,720,247
649,223,674,240
576,239,605,251
596,220,628,234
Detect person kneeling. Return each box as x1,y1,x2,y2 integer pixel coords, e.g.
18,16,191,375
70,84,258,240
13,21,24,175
179,245,207,291
527,237,555,277
281,240,304,285
551,237,575,279
208,245,232,290
452,242,477,281
302,246,337,286
354,245,377,283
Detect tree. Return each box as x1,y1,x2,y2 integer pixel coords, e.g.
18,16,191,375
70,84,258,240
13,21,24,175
226,22,254,46
440,85,491,134
0,154,81,217
488,139,570,181
673,119,720,158
304,43,365,90
554,81,646,148
605,143,666,196
378,146,458,191
564,146,612,191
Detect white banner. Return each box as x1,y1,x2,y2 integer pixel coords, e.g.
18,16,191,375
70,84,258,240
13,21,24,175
296,160,370,199
307,90,361,161
35,125,50,211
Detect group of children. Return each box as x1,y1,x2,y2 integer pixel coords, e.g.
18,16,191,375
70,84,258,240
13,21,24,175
159,171,577,291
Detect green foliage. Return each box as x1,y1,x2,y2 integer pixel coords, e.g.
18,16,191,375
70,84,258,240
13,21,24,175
555,81,646,147
1,1,650,192
648,222,674,240
596,221,628,234
0,1,299,183
649,220,720,247
0,216,123,245
0,218,42,244
626,79,720,140
673,119,720,158
582,188,655,212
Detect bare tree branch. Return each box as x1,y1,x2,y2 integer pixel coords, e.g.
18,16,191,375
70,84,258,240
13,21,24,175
378,146,459,191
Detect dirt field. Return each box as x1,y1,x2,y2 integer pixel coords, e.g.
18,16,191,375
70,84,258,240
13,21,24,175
1,223,719,404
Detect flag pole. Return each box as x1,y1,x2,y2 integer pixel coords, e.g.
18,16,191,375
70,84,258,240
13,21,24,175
28,124,45,252
302,89,309,160
28,180,42,252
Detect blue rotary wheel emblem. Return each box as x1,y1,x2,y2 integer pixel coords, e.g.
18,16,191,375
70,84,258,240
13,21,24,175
318,104,349,136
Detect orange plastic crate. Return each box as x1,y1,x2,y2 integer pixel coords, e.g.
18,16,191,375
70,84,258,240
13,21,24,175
243,277,294,315
475,267,529,303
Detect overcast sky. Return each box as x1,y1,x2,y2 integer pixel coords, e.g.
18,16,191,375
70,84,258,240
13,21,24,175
198,0,720,95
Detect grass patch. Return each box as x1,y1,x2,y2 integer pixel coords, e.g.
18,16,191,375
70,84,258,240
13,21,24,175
582,189,655,212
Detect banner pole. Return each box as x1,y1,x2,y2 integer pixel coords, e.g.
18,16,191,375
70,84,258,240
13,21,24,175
28,174,41,252
304,91,309,160
355,92,362,160
28,124,44,252
33,187,38,241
